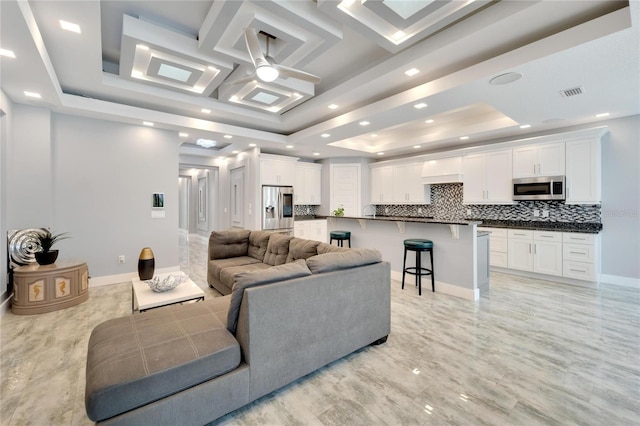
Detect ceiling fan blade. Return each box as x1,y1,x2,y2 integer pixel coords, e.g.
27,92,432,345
275,64,321,84
244,28,269,69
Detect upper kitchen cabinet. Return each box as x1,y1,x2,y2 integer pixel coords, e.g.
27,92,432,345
513,142,565,178
462,149,513,204
260,154,298,186
371,162,429,204
295,162,322,205
565,138,601,204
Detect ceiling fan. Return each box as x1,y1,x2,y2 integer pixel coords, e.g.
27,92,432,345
226,28,321,86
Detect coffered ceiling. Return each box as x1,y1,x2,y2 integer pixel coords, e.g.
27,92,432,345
1,0,638,160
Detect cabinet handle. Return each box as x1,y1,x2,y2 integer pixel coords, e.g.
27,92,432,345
529,243,532,253
570,268,587,273
539,235,553,238
569,251,586,255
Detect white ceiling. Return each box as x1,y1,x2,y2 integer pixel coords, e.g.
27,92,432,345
1,0,638,160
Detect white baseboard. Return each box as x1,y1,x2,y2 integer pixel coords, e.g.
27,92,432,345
89,266,181,287
1,294,12,317
599,274,640,289
390,270,478,301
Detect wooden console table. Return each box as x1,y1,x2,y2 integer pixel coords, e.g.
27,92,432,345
12,259,89,315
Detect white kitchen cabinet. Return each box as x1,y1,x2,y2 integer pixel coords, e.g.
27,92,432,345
392,163,429,204
370,166,393,203
462,149,513,204
294,162,322,205
478,227,508,268
562,232,599,281
294,220,327,243
513,142,565,178
565,138,601,204
260,154,298,186
507,230,562,276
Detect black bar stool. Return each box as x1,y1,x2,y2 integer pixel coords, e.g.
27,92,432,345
402,239,434,295
330,231,351,247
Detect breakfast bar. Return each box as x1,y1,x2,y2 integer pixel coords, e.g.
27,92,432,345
325,216,485,300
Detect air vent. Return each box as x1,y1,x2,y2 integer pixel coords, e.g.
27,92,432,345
560,86,585,97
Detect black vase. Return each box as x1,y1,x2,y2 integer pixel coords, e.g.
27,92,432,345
138,247,155,280
35,250,59,265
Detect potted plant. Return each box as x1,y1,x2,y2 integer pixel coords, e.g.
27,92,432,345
35,231,70,265
332,205,345,217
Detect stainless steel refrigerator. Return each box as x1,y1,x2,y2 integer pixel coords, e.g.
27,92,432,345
262,185,294,234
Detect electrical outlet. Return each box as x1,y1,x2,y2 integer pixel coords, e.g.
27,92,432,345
542,210,549,218
418,207,422,214
533,209,540,217
385,207,389,214
466,209,472,216
118,255,125,264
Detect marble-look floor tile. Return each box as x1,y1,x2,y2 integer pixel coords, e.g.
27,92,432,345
2,236,639,426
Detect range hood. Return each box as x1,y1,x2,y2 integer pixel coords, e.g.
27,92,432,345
422,156,463,184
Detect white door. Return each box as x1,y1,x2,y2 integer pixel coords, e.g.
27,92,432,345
462,153,486,203
534,241,563,276
508,239,534,271
330,163,361,216
230,167,244,228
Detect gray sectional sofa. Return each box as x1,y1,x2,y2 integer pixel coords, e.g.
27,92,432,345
85,230,391,425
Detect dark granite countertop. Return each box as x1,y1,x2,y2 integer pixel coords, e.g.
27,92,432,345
294,215,325,221
475,219,602,234
318,215,481,226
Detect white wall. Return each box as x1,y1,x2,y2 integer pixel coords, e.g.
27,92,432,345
50,113,179,278
0,90,13,297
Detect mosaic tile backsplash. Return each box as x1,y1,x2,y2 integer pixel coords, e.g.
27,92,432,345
374,183,601,223
295,205,318,216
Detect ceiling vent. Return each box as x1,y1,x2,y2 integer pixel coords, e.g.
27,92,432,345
560,86,585,97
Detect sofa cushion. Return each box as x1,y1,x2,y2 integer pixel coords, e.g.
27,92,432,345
209,230,250,259
209,256,262,283
247,231,271,261
316,242,349,255
219,263,272,290
263,233,293,266
306,248,382,274
286,238,321,263
227,259,312,334
85,300,240,422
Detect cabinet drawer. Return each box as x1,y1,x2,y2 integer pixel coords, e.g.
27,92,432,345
508,229,533,240
491,236,508,253
534,231,562,242
563,261,595,281
479,227,508,238
563,243,595,263
490,251,508,268
563,233,596,244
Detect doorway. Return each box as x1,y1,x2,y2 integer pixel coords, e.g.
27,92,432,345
178,176,190,231
230,167,245,228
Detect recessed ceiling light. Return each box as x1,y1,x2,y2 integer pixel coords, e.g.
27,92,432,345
143,121,154,127
328,104,339,110
519,124,531,129
425,119,434,124
196,139,216,148
321,133,330,138
413,145,421,149
24,91,41,99
596,112,610,118
286,145,294,149
414,102,428,109
460,136,469,140
201,108,211,114
0,48,15,58
392,31,405,40
377,152,385,156
370,134,378,137
232,150,239,154
59,20,81,34
313,152,320,156
229,96,239,102
224,135,233,139
249,143,257,147
404,68,419,77
359,121,370,126
489,72,522,86
179,132,189,137
136,44,149,51
131,70,144,78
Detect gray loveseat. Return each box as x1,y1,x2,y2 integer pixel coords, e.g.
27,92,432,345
85,230,391,425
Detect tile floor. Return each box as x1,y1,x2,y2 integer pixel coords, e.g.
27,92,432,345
1,233,639,425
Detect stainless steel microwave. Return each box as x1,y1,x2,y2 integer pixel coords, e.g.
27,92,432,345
513,176,565,201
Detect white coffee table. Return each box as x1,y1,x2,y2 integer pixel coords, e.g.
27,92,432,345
132,271,205,313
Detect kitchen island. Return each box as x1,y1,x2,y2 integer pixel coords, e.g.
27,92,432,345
324,215,485,300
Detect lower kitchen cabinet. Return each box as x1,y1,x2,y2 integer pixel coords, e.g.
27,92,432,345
479,227,508,267
562,233,599,281
294,220,327,243
507,230,562,277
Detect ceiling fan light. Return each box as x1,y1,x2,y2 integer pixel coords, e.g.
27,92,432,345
256,65,279,82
